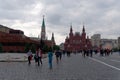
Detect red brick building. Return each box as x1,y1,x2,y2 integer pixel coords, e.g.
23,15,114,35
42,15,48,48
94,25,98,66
64,25,92,52
0,25,39,52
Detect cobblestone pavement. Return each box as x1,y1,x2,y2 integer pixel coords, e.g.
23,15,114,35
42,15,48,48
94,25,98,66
0,52,120,80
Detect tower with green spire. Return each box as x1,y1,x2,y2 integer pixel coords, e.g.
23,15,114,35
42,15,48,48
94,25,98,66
51,33,55,45
41,15,46,40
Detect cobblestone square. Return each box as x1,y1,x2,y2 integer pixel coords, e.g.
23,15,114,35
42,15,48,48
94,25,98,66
0,53,120,80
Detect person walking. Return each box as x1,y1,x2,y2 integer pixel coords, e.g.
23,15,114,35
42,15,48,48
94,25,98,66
59,50,62,60
27,50,33,65
90,49,93,57
119,49,120,56
37,48,43,66
34,50,38,63
55,50,60,64
83,49,86,58
48,49,53,69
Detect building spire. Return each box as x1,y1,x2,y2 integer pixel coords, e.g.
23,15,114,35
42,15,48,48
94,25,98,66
82,23,86,39
69,24,73,37
82,24,85,33
51,32,56,45
70,23,73,33
41,15,46,40
42,15,45,28
51,33,54,41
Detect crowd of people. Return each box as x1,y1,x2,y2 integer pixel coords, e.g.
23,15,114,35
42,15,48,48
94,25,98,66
27,48,114,69
27,48,43,66
99,49,113,56
81,49,113,58
27,48,65,69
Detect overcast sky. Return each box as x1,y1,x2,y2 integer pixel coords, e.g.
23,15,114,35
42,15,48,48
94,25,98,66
0,0,120,45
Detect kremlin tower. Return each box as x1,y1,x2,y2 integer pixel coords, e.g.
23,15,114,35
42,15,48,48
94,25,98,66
41,16,46,40
40,16,56,48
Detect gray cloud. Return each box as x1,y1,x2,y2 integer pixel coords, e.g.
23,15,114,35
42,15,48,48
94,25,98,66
0,0,120,44
0,0,37,10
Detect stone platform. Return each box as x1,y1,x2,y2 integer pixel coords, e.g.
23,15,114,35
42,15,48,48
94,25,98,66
0,53,47,62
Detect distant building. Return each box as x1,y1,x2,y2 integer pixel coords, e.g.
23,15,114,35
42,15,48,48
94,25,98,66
0,25,39,52
64,25,92,52
29,37,39,41
91,34,101,49
0,25,12,33
59,43,64,50
118,37,120,49
91,33,118,50
101,39,118,49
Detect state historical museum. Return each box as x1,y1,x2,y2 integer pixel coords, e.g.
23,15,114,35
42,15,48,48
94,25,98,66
64,25,92,52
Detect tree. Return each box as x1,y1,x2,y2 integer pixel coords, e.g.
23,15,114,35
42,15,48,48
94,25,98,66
39,39,50,53
112,47,119,52
40,39,45,50
53,45,60,51
117,46,120,52
0,43,3,53
42,45,49,53
31,44,36,53
24,43,30,53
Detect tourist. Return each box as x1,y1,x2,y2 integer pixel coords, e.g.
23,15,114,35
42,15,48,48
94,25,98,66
34,49,38,64
90,49,93,57
27,50,33,65
37,48,43,66
119,49,120,56
48,49,53,69
83,49,86,58
67,51,71,57
59,50,62,60
55,50,60,64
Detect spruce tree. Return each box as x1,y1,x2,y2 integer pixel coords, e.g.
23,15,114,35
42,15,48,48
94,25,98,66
0,43,3,53
24,43,30,53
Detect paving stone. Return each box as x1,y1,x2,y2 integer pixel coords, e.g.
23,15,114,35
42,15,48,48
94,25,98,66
0,52,120,80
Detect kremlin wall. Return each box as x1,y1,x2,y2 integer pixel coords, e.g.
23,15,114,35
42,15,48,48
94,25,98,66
0,24,39,52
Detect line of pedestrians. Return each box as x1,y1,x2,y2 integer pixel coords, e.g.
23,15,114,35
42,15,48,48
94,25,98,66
27,48,64,69
27,48,43,66
27,48,115,70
